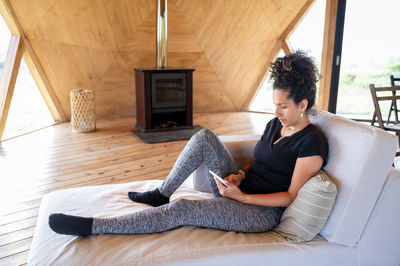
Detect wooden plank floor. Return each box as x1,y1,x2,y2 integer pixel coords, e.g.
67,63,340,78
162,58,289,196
0,112,273,265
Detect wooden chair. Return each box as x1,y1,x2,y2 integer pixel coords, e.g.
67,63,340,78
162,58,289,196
391,75,400,86
370,84,400,150
388,75,400,122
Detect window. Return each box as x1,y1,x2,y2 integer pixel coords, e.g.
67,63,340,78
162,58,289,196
0,14,54,141
249,50,284,112
336,0,400,119
288,0,326,70
0,13,11,77
288,0,326,107
249,0,326,112
2,58,54,140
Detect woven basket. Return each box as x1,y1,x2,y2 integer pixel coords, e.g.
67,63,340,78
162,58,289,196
70,89,96,133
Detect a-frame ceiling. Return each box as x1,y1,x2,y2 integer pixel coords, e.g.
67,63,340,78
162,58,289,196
2,0,316,119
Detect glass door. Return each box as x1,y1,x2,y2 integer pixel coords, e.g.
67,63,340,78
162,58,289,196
336,0,400,120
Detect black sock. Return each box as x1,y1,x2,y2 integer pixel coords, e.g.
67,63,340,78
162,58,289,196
128,188,169,207
49,213,93,236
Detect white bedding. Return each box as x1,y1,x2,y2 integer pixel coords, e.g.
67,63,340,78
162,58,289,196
29,180,359,265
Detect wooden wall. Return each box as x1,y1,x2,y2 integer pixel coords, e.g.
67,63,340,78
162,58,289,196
5,0,314,119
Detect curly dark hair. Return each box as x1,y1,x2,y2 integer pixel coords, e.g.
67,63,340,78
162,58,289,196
269,50,319,109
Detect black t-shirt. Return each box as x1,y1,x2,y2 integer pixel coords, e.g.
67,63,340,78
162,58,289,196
239,117,329,195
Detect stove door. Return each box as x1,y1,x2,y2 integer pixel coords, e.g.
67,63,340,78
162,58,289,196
151,73,186,109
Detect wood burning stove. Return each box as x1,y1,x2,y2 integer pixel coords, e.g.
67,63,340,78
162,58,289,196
135,68,195,132
134,0,195,133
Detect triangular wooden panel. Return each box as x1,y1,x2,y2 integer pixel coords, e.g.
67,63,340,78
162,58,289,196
29,39,117,118
95,8,157,118
95,53,135,118
167,1,203,54
27,1,117,50
174,0,282,110
168,0,235,112
102,0,156,51
26,0,155,51
119,8,157,64
191,54,237,112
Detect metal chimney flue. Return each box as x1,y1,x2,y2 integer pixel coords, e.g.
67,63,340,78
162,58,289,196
157,0,167,69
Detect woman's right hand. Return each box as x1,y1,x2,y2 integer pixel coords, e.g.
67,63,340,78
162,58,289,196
224,173,243,187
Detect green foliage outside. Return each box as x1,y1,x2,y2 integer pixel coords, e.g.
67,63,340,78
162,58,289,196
337,56,400,118
388,57,400,74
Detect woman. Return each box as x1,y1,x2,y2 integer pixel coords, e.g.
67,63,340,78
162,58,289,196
49,51,328,236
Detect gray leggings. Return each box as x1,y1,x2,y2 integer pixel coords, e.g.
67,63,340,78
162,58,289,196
92,129,282,234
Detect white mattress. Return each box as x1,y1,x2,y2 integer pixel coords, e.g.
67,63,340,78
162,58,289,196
29,180,359,265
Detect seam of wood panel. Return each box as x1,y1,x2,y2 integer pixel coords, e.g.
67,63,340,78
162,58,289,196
173,0,239,111
0,0,67,122
0,35,23,140
203,56,239,111
108,4,155,79
22,0,58,38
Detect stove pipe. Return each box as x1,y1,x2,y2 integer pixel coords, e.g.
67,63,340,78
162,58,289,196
157,0,167,69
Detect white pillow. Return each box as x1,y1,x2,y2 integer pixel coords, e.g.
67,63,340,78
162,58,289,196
309,109,397,246
274,170,337,243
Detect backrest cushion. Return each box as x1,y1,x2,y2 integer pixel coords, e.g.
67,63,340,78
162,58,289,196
274,170,337,243
309,109,397,246
219,134,260,168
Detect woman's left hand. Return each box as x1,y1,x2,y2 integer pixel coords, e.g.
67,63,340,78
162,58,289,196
215,178,246,202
